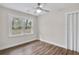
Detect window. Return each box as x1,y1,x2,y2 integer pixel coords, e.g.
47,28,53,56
23,19,32,33
8,14,33,37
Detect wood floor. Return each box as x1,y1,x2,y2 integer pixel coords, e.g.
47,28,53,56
0,40,79,55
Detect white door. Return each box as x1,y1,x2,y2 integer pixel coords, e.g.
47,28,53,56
66,12,79,52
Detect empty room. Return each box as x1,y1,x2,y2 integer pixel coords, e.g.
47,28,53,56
0,3,79,55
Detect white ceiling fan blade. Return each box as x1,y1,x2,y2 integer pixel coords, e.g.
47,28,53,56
40,8,49,12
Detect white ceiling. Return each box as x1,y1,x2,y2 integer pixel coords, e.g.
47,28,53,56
0,3,79,16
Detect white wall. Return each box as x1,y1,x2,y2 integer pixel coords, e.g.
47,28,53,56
0,6,38,50
1,4,79,50
38,5,79,48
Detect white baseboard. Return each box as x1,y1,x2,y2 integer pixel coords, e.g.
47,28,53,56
0,38,66,50
40,39,66,49
0,38,39,50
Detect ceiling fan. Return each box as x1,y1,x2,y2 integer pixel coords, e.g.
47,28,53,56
34,3,49,13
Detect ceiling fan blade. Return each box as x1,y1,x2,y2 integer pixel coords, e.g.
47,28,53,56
40,8,49,12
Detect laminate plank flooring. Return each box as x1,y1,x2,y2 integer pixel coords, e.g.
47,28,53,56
0,40,79,55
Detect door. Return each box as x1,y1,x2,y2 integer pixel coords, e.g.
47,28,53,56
66,12,79,52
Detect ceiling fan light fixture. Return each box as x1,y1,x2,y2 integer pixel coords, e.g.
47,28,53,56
36,9,42,13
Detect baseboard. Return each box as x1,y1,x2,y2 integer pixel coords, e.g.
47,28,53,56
0,38,66,51
0,39,39,51
40,39,66,49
